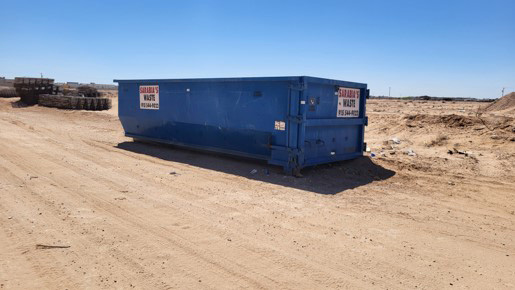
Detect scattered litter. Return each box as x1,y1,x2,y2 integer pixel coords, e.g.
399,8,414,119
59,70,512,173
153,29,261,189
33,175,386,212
405,148,416,156
449,148,470,157
391,137,401,144
36,244,70,250
250,169,258,175
366,146,371,152
370,152,376,157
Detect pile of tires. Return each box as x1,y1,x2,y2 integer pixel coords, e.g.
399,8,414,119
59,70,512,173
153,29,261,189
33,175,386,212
14,77,58,105
0,87,17,98
39,94,112,111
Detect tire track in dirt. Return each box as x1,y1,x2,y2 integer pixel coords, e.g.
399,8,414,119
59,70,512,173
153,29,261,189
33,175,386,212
2,98,514,289
0,119,373,288
0,142,277,289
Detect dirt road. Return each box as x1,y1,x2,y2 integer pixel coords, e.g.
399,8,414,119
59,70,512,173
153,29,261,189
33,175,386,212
0,97,514,289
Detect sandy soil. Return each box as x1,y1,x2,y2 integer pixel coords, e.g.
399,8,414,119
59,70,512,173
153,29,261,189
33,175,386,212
0,97,514,289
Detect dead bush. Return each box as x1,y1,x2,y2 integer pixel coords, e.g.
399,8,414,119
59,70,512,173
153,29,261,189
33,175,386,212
427,134,449,147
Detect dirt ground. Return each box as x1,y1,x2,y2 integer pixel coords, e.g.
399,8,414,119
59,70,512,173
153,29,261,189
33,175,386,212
0,96,514,289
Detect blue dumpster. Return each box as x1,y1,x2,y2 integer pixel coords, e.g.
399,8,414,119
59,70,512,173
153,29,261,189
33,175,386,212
114,76,368,175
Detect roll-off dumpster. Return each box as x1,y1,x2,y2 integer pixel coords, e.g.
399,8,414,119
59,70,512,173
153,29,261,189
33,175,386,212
114,76,368,175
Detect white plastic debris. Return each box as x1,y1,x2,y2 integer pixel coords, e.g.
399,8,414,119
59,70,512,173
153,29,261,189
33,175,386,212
250,169,258,174
391,137,401,144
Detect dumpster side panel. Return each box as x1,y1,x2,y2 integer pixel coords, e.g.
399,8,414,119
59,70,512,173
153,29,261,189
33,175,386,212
118,79,293,160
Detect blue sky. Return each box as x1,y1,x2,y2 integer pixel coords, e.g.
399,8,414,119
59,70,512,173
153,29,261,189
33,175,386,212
1,0,514,98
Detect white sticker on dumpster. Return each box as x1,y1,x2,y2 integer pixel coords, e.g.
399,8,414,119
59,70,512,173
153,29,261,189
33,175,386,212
337,87,360,118
274,121,286,131
139,85,159,110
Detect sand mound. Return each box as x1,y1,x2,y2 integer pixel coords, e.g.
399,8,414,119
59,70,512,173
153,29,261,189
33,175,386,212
483,92,515,112
405,114,480,128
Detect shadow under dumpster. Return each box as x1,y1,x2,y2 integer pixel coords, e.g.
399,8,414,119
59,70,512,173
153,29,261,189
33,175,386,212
116,141,396,195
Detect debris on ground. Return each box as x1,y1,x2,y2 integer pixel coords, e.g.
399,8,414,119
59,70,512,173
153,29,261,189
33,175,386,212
448,148,470,156
427,134,449,147
35,244,70,250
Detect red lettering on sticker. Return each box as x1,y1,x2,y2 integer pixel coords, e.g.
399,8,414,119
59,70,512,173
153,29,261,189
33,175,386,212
338,88,360,99
140,86,158,94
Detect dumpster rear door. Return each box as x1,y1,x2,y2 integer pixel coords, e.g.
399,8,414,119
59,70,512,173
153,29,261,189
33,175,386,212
302,78,367,167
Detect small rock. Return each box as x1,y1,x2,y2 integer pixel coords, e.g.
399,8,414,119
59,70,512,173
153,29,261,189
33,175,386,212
391,137,401,144
169,171,177,175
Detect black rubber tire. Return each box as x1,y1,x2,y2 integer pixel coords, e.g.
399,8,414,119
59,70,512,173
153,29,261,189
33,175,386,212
90,98,98,111
90,98,96,110
75,97,84,110
39,94,72,109
84,98,92,110
105,98,112,110
96,98,104,110
39,95,112,111
0,87,17,98
70,97,79,109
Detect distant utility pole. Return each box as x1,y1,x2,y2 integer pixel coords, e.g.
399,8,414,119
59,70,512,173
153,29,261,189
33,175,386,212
389,87,391,98
502,87,505,97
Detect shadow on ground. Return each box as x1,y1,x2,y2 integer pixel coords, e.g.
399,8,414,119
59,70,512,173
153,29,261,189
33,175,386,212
116,141,396,195
10,100,33,108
